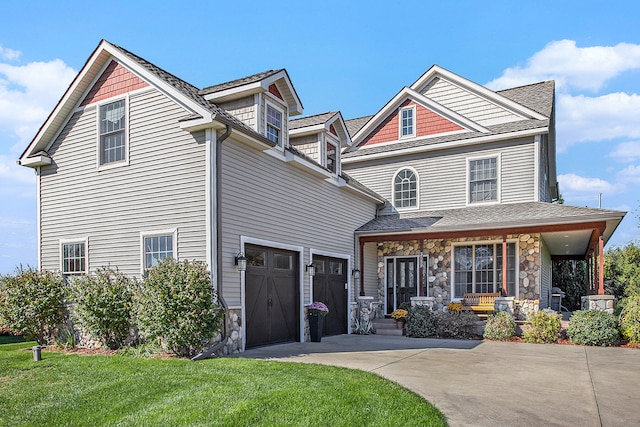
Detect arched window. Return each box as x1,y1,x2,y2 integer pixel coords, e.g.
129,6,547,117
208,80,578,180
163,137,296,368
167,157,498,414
393,168,418,208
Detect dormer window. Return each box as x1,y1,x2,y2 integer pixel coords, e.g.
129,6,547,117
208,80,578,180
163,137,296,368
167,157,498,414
266,102,283,146
325,140,337,173
399,105,416,139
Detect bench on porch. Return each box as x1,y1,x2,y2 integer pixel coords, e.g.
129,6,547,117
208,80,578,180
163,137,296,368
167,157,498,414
461,292,500,317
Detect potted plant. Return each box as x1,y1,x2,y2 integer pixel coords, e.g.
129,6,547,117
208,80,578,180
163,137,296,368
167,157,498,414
306,301,329,342
391,308,408,328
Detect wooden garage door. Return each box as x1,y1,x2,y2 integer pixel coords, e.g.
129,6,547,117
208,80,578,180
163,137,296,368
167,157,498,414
245,244,299,348
312,256,347,336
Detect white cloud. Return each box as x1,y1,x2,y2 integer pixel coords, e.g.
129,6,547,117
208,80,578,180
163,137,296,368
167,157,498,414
556,92,640,150
0,44,21,61
610,141,640,162
0,58,76,154
558,173,621,203
617,164,640,184
486,40,640,92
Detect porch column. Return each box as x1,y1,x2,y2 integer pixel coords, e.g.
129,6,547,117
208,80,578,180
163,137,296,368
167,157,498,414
598,235,605,295
502,235,507,296
359,239,365,296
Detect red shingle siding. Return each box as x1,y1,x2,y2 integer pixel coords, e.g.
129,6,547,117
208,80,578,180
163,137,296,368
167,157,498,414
361,100,463,146
81,60,148,106
329,123,337,136
268,83,284,100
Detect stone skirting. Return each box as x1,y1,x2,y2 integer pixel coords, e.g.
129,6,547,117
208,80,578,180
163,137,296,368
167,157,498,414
581,295,615,314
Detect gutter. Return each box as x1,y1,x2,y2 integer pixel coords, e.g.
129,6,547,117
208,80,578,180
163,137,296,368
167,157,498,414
192,123,232,361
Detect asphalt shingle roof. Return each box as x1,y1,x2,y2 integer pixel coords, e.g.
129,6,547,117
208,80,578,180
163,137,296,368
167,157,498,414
345,115,373,137
497,81,555,117
199,69,283,96
290,112,337,130
357,202,625,233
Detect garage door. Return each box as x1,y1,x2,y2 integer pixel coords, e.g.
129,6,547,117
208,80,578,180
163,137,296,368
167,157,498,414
312,255,348,336
245,244,299,348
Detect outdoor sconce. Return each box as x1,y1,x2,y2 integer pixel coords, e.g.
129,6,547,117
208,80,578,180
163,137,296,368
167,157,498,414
235,252,247,272
352,269,361,279
306,263,315,277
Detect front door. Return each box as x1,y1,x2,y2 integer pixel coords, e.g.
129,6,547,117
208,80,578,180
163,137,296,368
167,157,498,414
312,256,347,336
245,244,299,348
386,257,418,314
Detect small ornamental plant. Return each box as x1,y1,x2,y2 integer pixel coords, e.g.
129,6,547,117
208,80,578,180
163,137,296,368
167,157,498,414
446,302,462,313
391,309,408,320
306,301,329,317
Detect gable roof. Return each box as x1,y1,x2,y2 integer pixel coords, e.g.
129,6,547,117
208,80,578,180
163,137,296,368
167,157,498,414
199,69,283,95
497,81,555,117
345,115,373,137
289,111,352,146
289,111,338,130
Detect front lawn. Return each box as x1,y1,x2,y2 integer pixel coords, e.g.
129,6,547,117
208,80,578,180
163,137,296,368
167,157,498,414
0,342,446,426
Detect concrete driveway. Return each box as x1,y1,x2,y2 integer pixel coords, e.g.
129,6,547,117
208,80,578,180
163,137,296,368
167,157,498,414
239,334,639,427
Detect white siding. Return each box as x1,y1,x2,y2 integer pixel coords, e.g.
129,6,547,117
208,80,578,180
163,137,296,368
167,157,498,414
422,77,521,126
219,96,256,129
40,89,207,276
220,142,377,306
540,237,552,309
344,138,536,212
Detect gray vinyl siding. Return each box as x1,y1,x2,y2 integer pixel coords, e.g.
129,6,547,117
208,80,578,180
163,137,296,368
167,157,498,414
362,242,379,297
220,141,377,306
219,96,256,130
539,136,550,202
39,88,207,276
422,77,520,126
344,138,536,212
540,237,552,309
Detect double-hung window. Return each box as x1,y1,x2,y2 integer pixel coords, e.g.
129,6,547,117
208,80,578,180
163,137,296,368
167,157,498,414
453,242,516,298
61,241,87,275
393,168,418,209
99,99,126,165
266,103,283,146
399,106,415,138
325,140,337,173
469,157,498,203
143,233,175,271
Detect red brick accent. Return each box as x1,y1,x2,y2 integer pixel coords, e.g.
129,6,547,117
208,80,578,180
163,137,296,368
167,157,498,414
268,83,284,100
361,100,464,146
81,60,148,106
329,123,337,136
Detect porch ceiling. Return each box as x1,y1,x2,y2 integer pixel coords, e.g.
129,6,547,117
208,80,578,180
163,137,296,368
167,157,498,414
541,229,592,257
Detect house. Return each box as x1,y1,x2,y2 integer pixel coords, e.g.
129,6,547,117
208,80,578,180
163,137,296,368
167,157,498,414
19,40,625,352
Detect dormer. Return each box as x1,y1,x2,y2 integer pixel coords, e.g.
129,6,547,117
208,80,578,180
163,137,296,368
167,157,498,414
289,112,351,176
199,69,303,150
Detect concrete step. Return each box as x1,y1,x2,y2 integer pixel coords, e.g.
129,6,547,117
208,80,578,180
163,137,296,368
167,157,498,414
372,318,405,336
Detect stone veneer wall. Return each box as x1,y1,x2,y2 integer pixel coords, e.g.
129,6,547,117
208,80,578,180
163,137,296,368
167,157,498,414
376,234,542,315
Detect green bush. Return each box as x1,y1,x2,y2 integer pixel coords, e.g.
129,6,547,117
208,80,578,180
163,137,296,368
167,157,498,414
405,305,436,338
483,311,516,341
619,295,640,345
567,310,619,346
433,312,479,339
522,310,561,344
71,267,134,349
135,258,221,357
0,267,66,345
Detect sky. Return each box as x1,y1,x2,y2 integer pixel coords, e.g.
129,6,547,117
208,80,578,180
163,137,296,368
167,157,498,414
0,0,639,274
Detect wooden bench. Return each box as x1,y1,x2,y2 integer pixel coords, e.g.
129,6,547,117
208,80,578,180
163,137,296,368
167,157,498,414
462,292,500,317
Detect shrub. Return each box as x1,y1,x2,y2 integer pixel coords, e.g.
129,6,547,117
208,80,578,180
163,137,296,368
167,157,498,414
405,305,436,338
567,310,619,346
619,295,640,345
522,310,561,344
483,311,516,341
433,311,479,339
0,267,66,345
135,258,221,357
71,267,134,349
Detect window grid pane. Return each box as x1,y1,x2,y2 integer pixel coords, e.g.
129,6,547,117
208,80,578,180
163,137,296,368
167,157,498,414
455,243,517,298
100,100,126,165
470,158,497,202
394,169,417,208
266,105,282,145
401,108,414,136
63,243,85,274
144,235,173,269
454,246,473,298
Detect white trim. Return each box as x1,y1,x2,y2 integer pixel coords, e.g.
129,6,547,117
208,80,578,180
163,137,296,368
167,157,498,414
391,166,420,211
36,167,41,270
239,236,305,351
450,239,520,300
534,134,541,202
466,153,501,206
398,105,416,139
205,129,214,276
322,136,339,175
342,128,547,164
96,95,130,171
383,255,420,314
264,99,285,149
252,94,260,132
139,228,178,276
59,237,89,275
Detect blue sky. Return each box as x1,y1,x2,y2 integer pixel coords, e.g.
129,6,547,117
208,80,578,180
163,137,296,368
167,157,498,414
1,0,639,274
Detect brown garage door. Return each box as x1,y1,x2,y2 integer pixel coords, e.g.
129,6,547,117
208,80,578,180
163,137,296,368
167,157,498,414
312,255,347,336
245,244,299,348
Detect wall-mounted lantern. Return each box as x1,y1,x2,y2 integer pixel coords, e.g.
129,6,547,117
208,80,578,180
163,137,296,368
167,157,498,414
235,252,247,272
306,263,315,277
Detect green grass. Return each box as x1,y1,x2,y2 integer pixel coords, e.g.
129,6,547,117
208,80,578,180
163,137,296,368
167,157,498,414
0,342,446,426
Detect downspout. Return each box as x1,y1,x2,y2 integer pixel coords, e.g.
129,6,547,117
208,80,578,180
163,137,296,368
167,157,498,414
192,124,232,361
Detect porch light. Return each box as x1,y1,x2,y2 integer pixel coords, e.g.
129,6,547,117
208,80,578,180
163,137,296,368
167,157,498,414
235,252,247,272
306,264,315,277
352,269,361,280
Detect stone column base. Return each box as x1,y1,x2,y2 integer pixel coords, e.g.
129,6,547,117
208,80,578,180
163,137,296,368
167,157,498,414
581,295,615,314
410,296,435,310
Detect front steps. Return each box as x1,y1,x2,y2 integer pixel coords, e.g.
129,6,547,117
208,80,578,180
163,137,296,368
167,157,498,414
372,318,404,336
